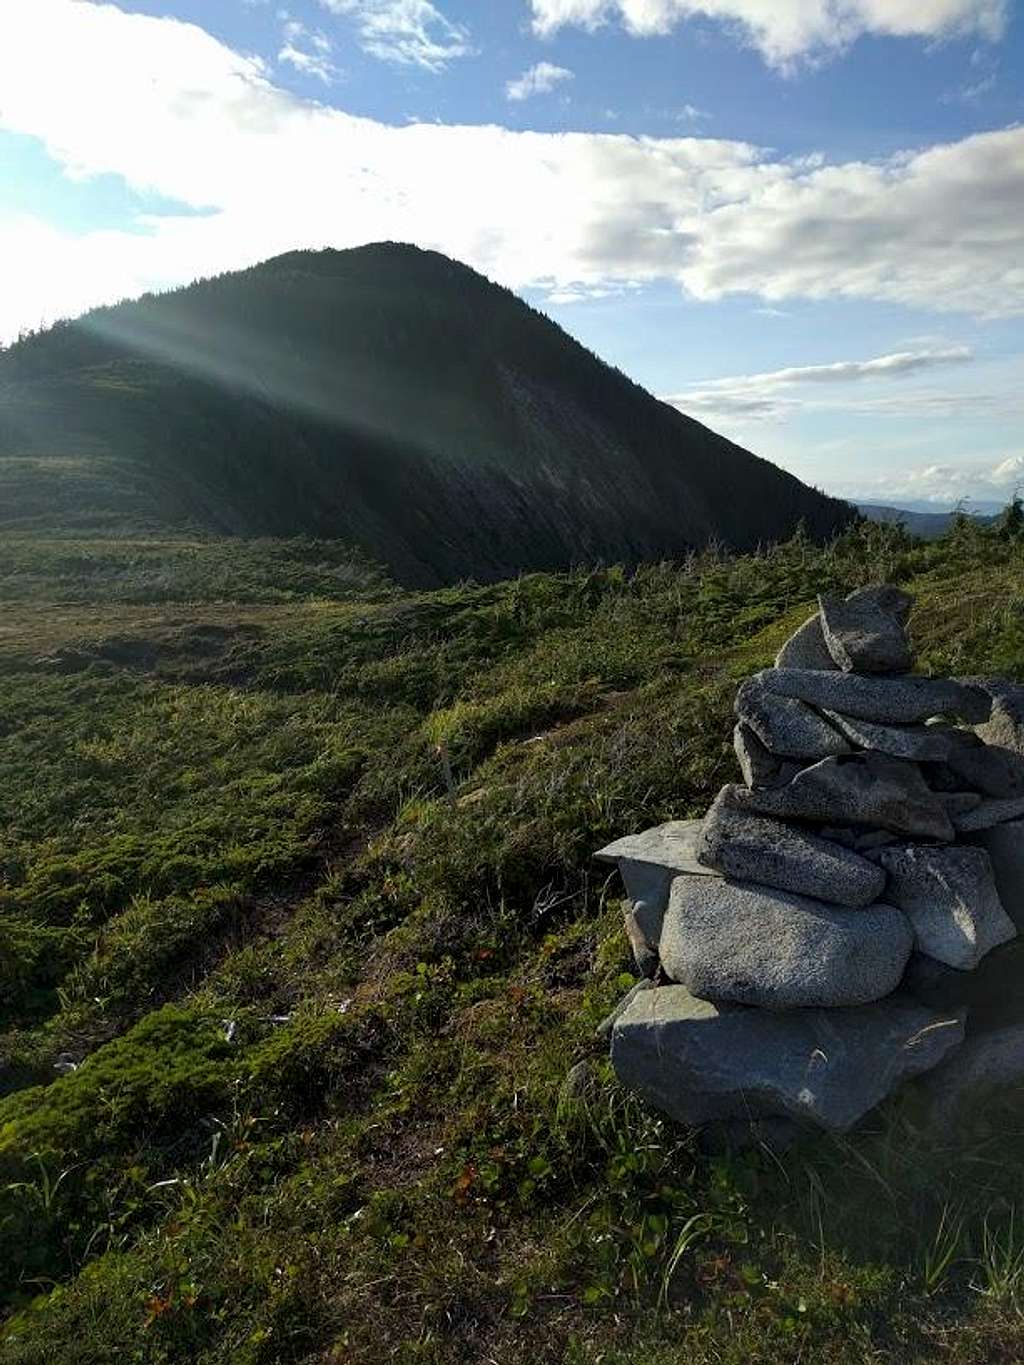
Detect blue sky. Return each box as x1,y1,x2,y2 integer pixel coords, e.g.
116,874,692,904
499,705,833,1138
1,0,1022,507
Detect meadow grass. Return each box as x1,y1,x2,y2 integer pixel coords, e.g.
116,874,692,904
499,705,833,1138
2,517,1024,1362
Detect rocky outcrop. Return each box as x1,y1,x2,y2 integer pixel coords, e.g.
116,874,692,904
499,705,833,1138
596,585,1022,1137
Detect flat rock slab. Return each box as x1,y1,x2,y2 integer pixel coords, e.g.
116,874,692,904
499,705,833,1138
759,669,991,725
594,820,713,947
954,796,1024,834
697,786,886,908
736,753,955,842
659,875,913,1009
819,592,912,674
733,722,800,789
921,1024,1024,1126
966,819,1024,930
775,613,838,671
611,985,964,1133
823,711,956,762
874,844,1016,970
736,676,850,760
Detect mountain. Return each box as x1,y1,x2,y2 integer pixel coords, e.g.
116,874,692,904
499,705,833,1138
0,244,854,586
859,503,999,540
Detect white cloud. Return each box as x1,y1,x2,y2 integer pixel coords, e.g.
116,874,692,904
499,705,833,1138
279,19,338,83
506,61,574,101
850,454,1024,506
318,0,471,70
665,347,975,420
0,1,1022,345
528,0,1008,69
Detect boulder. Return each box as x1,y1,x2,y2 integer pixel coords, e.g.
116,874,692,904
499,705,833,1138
819,591,913,674
954,796,1024,834
846,584,913,624
733,722,800,789
736,676,850,760
594,820,712,947
822,711,955,762
775,613,838,671
735,753,955,842
610,985,964,1133
966,819,1024,930
659,876,913,1009
759,669,991,725
697,787,886,908
901,944,1024,1032
596,979,655,1038
920,1024,1024,1126
874,844,1016,970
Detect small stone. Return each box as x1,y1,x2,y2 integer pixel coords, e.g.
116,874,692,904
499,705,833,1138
945,739,1024,798
610,985,964,1133
972,679,1023,752
966,819,1024,930
874,844,1016,970
819,826,900,853
733,722,800,788
623,905,659,978
736,753,955,842
736,676,850,760
775,613,838,671
697,787,886,908
760,668,991,725
954,796,1024,834
819,591,913,674
823,711,956,762
659,876,913,1010
594,821,713,947
934,791,983,818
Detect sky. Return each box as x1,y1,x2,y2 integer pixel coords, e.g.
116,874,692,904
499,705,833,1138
1,0,1023,508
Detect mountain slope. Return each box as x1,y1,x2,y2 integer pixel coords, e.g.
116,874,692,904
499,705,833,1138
0,244,854,585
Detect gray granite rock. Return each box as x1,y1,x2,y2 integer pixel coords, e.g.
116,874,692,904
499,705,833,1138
736,676,850,760
966,819,1024,930
775,613,838,671
874,844,1016,970
945,739,1024,798
697,787,886,908
733,722,801,788
921,1024,1024,1125
659,876,913,1009
973,680,1024,753
610,985,964,1133
846,584,914,624
735,753,956,842
954,796,1024,834
594,820,713,947
819,591,913,674
822,711,956,762
597,979,655,1038
934,791,983,818
760,668,991,725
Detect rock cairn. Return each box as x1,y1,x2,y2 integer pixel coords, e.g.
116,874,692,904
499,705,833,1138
596,586,1024,1136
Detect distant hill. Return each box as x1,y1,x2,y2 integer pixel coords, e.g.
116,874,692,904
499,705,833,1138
0,244,855,586
859,503,999,540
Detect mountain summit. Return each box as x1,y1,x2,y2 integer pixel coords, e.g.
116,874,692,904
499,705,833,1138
0,244,853,585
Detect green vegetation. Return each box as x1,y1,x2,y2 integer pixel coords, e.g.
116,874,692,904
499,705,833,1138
0,244,854,585
2,516,1024,1363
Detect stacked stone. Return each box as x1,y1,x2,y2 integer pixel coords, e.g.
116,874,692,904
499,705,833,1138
596,586,1024,1136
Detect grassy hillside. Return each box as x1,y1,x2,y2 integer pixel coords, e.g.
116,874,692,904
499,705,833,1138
2,516,1024,1364
0,245,854,585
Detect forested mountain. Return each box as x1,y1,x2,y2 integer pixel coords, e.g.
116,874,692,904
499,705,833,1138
0,244,854,585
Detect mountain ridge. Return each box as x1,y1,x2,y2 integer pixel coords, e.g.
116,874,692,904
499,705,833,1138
0,243,855,585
